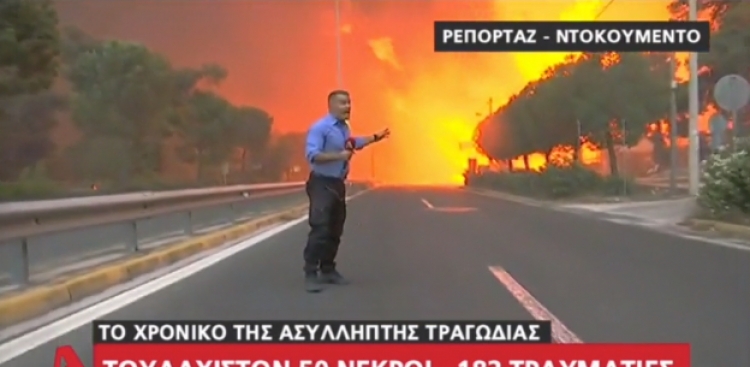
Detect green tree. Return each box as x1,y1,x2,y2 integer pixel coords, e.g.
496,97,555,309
259,132,307,182
0,91,66,180
66,136,132,183
505,92,545,169
691,2,750,132
168,64,228,136
169,63,273,180
528,63,581,162
0,0,60,100
699,3,750,78
60,26,100,66
568,53,672,175
171,64,227,106
475,112,516,171
477,52,673,176
174,91,238,180
67,40,177,181
0,0,62,183
669,1,750,135
479,90,550,170
233,106,273,173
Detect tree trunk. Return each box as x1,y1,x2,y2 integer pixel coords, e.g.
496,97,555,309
507,160,513,172
523,155,530,170
605,131,619,176
195,148,203,181
240,148,247,173
651,120,668,168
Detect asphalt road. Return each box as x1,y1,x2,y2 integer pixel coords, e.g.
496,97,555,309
1,187,748,366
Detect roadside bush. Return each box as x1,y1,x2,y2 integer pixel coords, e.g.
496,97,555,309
469,170,542,196
467,163,641,199
0,180,62,202
698,138,750,218
0,163,62,201
599,175,639,196
538,163,601,198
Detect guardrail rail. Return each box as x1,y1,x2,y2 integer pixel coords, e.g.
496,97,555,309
0,181,367,293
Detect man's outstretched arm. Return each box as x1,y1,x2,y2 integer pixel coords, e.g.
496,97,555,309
351,128,391,150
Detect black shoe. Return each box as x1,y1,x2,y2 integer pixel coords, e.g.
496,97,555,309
305,272,323,293
320,270,349,285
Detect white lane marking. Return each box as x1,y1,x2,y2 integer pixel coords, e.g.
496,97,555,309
421,198,477,213
488,266,583,344
0,190,369,364
421,198,435,209
468,189,546,208
431,207,477,213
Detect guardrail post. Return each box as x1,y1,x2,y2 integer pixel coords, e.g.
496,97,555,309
185,210,194,236
9,238,31,286
126,220,138,252
230,202,241,223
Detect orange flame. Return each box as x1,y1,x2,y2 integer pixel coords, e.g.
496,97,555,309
362,0,677,184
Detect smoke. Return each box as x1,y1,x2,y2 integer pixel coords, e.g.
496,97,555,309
53,0,674,184
54,0,501,183
54,1,341,133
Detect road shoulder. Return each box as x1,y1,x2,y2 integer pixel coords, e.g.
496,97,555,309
682,217,750,241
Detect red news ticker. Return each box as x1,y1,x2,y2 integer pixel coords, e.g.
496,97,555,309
52,343,691,367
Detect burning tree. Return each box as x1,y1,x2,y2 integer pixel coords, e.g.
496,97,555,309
478,51,675,177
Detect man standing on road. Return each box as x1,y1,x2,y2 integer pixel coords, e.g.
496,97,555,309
303,90,390,292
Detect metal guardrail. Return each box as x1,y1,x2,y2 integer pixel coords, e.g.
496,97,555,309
0,181,367,292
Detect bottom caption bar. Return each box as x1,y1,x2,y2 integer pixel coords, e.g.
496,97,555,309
58,321,691,367
94,344,690,367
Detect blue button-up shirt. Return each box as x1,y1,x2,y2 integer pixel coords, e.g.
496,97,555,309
305,114,366,179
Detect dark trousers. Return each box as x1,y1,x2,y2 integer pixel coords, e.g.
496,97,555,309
303,173,347,273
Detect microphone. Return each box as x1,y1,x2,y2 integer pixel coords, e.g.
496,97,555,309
345,138,356,151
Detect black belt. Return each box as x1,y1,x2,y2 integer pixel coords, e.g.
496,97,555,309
309,172,345,182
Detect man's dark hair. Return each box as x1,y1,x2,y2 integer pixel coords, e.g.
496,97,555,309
327,90,349,103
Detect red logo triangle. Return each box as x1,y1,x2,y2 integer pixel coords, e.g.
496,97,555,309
53,346,84,367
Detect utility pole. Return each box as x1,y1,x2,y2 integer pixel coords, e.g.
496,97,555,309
335,0,374,182
334,0,343,88
576,119,582,163
669,56,679,194
687,0,700,195
622,118,628,195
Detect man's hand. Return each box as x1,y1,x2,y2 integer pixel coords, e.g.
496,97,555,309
311,150,353,163
339,150,354,161
375,128,391,141
344,138,356,151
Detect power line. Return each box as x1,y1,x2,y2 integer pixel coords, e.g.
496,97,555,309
594,0,616,20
